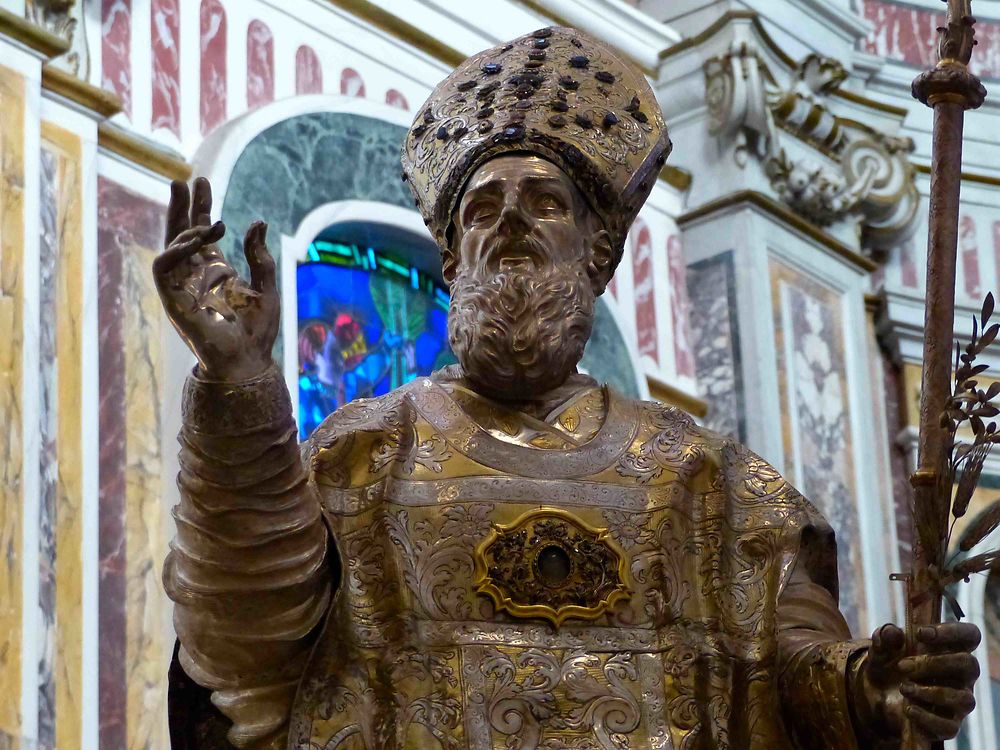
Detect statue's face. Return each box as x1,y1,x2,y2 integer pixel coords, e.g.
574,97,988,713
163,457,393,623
446,154,614,400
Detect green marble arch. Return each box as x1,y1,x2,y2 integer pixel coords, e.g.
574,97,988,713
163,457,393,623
219,110,640,398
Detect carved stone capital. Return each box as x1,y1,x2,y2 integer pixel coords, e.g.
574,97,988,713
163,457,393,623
912,62,987,110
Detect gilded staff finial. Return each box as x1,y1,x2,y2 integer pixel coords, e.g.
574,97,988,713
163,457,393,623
912,0,986,109
939,0,977,65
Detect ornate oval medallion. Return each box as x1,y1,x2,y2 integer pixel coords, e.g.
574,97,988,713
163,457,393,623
473,507,631,627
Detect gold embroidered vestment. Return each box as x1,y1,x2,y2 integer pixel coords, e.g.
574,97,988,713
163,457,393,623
166,366,868,749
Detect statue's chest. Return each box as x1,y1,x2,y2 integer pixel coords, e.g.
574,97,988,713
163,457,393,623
324,475,694,643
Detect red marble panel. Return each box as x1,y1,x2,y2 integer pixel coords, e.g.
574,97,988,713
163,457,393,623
102,0,132,116
667,235,694,378
200,0,227,134
151,0,181,136
96,177,165,750
247,20,274,110
631,219,658,363
960,215,981,297
340,68,366,98
899,239,919,289
295,45,323,95
385,88,409,110
863,0,1000,79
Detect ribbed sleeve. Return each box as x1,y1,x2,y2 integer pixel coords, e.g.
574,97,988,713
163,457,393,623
163,366,331,750
777,560,870,750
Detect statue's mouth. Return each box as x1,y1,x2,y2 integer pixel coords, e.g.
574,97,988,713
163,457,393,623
488,240,544,272
498,255,533,271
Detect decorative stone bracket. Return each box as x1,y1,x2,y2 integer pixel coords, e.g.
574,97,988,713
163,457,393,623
25,0,87,75
705,43,918,257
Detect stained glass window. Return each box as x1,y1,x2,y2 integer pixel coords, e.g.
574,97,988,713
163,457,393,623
297,237,455,439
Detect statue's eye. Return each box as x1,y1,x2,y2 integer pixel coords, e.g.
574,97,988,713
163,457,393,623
466,200,498,226
535,192,565,213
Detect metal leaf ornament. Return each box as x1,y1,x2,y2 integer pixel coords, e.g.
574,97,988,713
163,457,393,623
918,291,1000,620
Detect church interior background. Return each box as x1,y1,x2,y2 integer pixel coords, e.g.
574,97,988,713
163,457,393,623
2,0,1000,747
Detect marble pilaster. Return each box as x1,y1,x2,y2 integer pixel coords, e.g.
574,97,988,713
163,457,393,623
0,61,26,749
687,252,745,440
97,175,169,750
39,120,84,750
771,261,867,634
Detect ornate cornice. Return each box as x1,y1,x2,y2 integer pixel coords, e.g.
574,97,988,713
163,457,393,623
831,87,910,118
677,189,879,273
327,0,465,67
660,9,907,120
0,7,69,59
41,66,122,118
660,10,795,68
912,161,1000,186
98,123,192,181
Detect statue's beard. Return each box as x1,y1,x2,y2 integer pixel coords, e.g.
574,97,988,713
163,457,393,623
447,258,595,399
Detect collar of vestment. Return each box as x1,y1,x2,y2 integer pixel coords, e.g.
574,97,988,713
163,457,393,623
406,368,640,479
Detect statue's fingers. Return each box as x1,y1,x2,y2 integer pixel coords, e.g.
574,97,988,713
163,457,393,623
917,623,981,654
905,705,962,740
165,180,190,247
899,653,980,686
869,623,906,668
244,222,276,295
153,222,226,277
900,683,976,716
191,176,213,227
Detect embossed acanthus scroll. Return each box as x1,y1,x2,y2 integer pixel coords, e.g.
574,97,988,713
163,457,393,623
705,44,919,255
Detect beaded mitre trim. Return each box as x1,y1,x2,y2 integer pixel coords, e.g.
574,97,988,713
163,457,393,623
400,26,672,258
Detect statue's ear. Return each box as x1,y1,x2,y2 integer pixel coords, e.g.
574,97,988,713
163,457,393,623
442,247,458,286
586,229,615,296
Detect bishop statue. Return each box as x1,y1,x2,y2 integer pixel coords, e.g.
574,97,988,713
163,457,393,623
154,27,981,750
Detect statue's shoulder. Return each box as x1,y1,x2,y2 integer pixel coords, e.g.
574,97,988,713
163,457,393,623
620,391,807,509
304,381,423,476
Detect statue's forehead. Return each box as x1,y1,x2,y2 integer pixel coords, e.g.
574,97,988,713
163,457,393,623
464,154,570,193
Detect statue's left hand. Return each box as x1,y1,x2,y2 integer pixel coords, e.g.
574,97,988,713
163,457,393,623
857,622,981,741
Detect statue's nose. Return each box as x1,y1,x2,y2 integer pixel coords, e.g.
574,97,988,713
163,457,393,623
497,202,530,237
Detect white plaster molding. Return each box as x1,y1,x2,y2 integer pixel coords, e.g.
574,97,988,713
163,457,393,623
82,0,103,92
531,0,680,69
794,0,872,41
882,289,1000,370
18,45,43,748
0,0,25,16
78,123,101,750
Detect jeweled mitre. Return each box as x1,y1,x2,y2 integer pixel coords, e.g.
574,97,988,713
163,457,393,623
401,26,672,257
